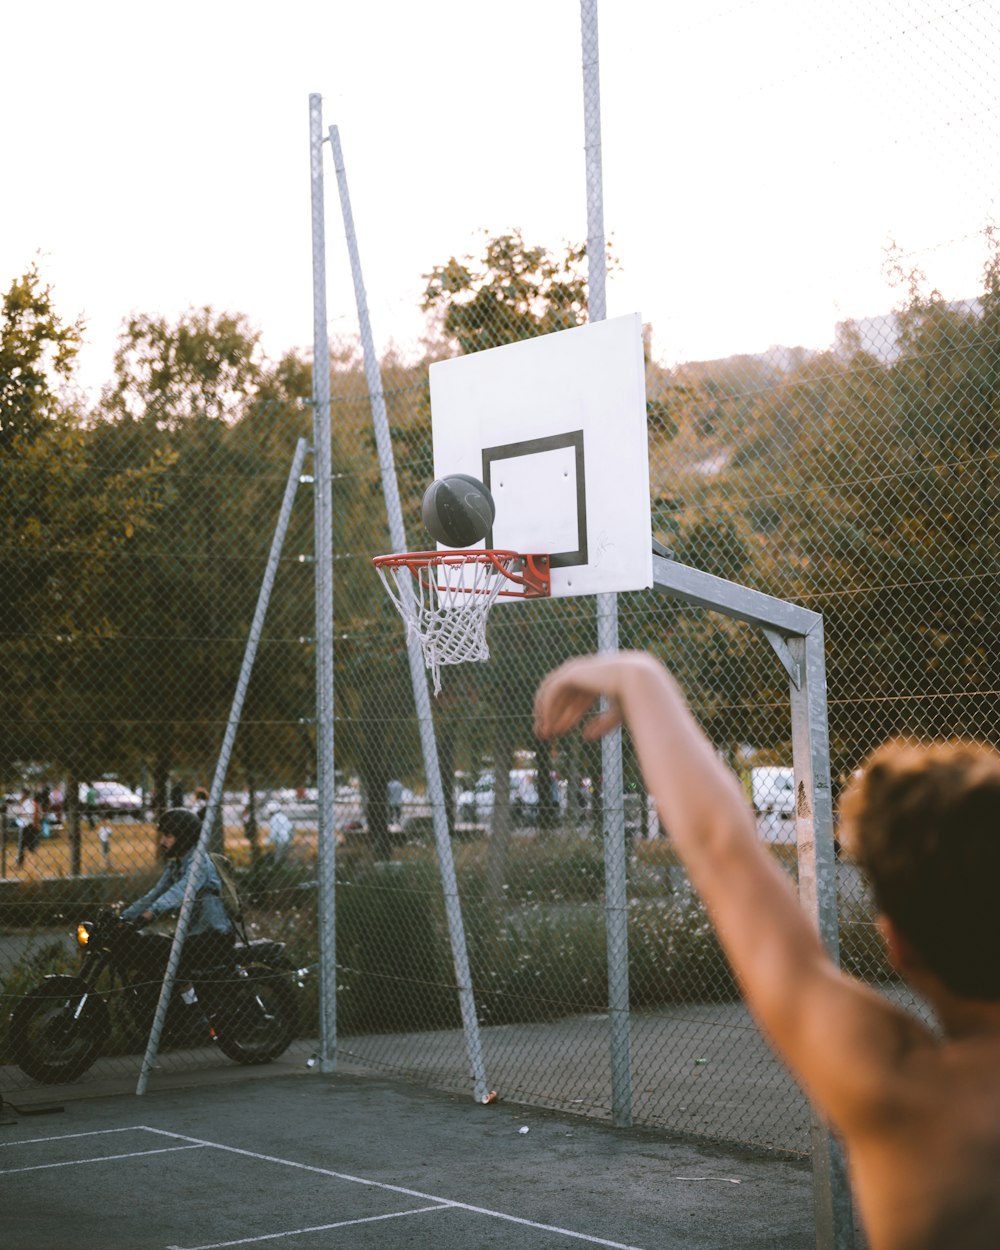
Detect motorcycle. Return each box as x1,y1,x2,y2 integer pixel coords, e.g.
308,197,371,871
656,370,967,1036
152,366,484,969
9,908,302,1084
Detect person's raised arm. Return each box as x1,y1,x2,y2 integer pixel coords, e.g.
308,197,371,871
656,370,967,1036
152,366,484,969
534,651,929,1131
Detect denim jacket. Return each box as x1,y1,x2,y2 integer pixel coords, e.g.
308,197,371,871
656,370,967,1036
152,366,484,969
122,847,232,935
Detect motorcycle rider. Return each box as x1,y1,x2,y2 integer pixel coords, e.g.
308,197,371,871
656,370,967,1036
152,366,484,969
121,808,234,988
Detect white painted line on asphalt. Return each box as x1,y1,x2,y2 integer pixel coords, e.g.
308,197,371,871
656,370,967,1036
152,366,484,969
167,1203,453,1250
141,1125,650,1250
3,1123,650,1250
0,1125,141,1148
0,1143,205,1175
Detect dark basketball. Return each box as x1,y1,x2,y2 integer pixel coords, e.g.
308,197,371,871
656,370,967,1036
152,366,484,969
421,474,496,547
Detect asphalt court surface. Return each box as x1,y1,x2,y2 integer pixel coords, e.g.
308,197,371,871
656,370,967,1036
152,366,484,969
1,1071,817,1249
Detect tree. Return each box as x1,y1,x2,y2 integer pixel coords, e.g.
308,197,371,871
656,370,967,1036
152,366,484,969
92,307,272,826
420,231,602,904
674,243,1000,776
422,229,590,355
0,263,84,449
0,268,171,868
230,352,317,826
102,307,265,428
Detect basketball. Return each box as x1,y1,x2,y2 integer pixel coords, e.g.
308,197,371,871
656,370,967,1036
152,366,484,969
421,474,496,548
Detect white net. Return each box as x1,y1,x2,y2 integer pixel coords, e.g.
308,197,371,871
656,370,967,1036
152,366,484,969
374,551,520,695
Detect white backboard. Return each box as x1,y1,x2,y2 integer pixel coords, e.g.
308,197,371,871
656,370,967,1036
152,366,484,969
428,313,651,599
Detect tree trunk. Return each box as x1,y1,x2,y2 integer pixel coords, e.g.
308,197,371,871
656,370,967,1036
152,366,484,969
534,735,559,833
484,709,516,916
362,689,392,861
239,725,262,863
67,767,82,876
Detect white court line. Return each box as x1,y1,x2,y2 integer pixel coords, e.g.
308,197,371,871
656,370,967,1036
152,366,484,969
138,1126,650,1250
0,1142,205,1176
0,1125,141,1148
166,1204,452,1250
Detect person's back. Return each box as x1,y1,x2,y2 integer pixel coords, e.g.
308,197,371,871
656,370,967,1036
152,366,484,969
266,808,294,856
846,1036,1000,1250
533,653,1000,1250
832,741,1000,1249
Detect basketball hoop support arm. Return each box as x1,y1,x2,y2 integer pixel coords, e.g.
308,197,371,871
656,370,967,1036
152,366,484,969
506,554,550,598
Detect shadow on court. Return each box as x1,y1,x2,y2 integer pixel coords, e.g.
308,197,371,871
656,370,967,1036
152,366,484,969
0,1068,817,1250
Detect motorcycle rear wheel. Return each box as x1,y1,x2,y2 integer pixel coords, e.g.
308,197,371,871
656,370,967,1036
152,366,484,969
9,977,110,1084
213,965,297,1065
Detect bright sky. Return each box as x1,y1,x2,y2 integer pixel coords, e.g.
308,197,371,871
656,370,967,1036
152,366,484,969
5,0,998,398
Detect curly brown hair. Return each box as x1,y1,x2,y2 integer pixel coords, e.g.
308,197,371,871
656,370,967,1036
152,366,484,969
839,740,1000,1000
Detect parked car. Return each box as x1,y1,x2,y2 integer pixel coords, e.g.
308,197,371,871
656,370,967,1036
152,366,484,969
79,780,145,818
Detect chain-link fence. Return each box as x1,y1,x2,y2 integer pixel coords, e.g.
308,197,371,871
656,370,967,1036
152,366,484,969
1,4,998,1206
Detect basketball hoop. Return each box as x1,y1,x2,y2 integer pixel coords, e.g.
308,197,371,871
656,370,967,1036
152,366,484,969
373,549,550,695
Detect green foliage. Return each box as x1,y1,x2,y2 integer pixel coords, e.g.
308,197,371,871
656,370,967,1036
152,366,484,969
85,319,317,803
0,267,175,783
0,875,134,928
334,860,460,1035
471,902,608,1025
653,236,1000,773
0,850,894,1052
103,307,265,427
628,895,738,1008
421,229,591,354
482,834,607,905
0,938,75,1063
0,937,73,998
241,853,317,910
0,264,84,448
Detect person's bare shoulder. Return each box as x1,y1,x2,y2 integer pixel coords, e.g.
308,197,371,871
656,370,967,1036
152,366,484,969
769,964,936,1125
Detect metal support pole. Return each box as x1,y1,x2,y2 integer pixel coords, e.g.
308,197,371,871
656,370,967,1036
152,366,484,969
650,553,854,1246
309,93,338,1074
136,439,309,1095
327,124,488,1103
581,0,632,1128
789,622,856,1250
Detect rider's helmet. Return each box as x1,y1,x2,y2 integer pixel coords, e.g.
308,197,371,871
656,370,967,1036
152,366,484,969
157,807,203,857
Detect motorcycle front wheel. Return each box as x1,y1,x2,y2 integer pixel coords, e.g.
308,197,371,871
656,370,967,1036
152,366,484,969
213,965,297,1065
9,977,110,1084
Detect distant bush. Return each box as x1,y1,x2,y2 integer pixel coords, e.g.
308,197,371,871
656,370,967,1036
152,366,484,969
0,843,893,1050
333,860,460,1035
0,938,76,1064
628,893,738,1007
0,874,137,929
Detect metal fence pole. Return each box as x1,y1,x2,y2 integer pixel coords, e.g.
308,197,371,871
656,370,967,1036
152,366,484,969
580,0,632,1129
327,124,489,1103
309,92,338,1074
136,438,308,1095
651,554,855,1245
789,622,856,1250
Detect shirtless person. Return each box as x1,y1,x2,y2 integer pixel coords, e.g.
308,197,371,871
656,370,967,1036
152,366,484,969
534,651,1000,1250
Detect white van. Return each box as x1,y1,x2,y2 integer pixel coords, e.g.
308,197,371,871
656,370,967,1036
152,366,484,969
751,767,795,818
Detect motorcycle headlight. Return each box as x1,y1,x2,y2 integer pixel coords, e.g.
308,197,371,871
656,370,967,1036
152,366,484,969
76,922,93,948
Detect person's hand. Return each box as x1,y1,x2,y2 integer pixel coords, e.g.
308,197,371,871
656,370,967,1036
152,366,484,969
534,653,654,741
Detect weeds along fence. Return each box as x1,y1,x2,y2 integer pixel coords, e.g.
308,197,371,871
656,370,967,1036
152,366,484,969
2,255,997,1163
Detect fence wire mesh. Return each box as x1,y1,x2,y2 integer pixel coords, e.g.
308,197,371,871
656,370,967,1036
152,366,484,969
1,3,998,1168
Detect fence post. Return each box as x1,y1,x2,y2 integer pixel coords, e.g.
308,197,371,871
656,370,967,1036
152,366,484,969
327,124,489,1104
789,621,856,1250
580,0,632,1130
309,92,338,1074
649,554,855,1247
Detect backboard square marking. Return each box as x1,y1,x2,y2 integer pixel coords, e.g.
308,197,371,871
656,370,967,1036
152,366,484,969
483,431,587,566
